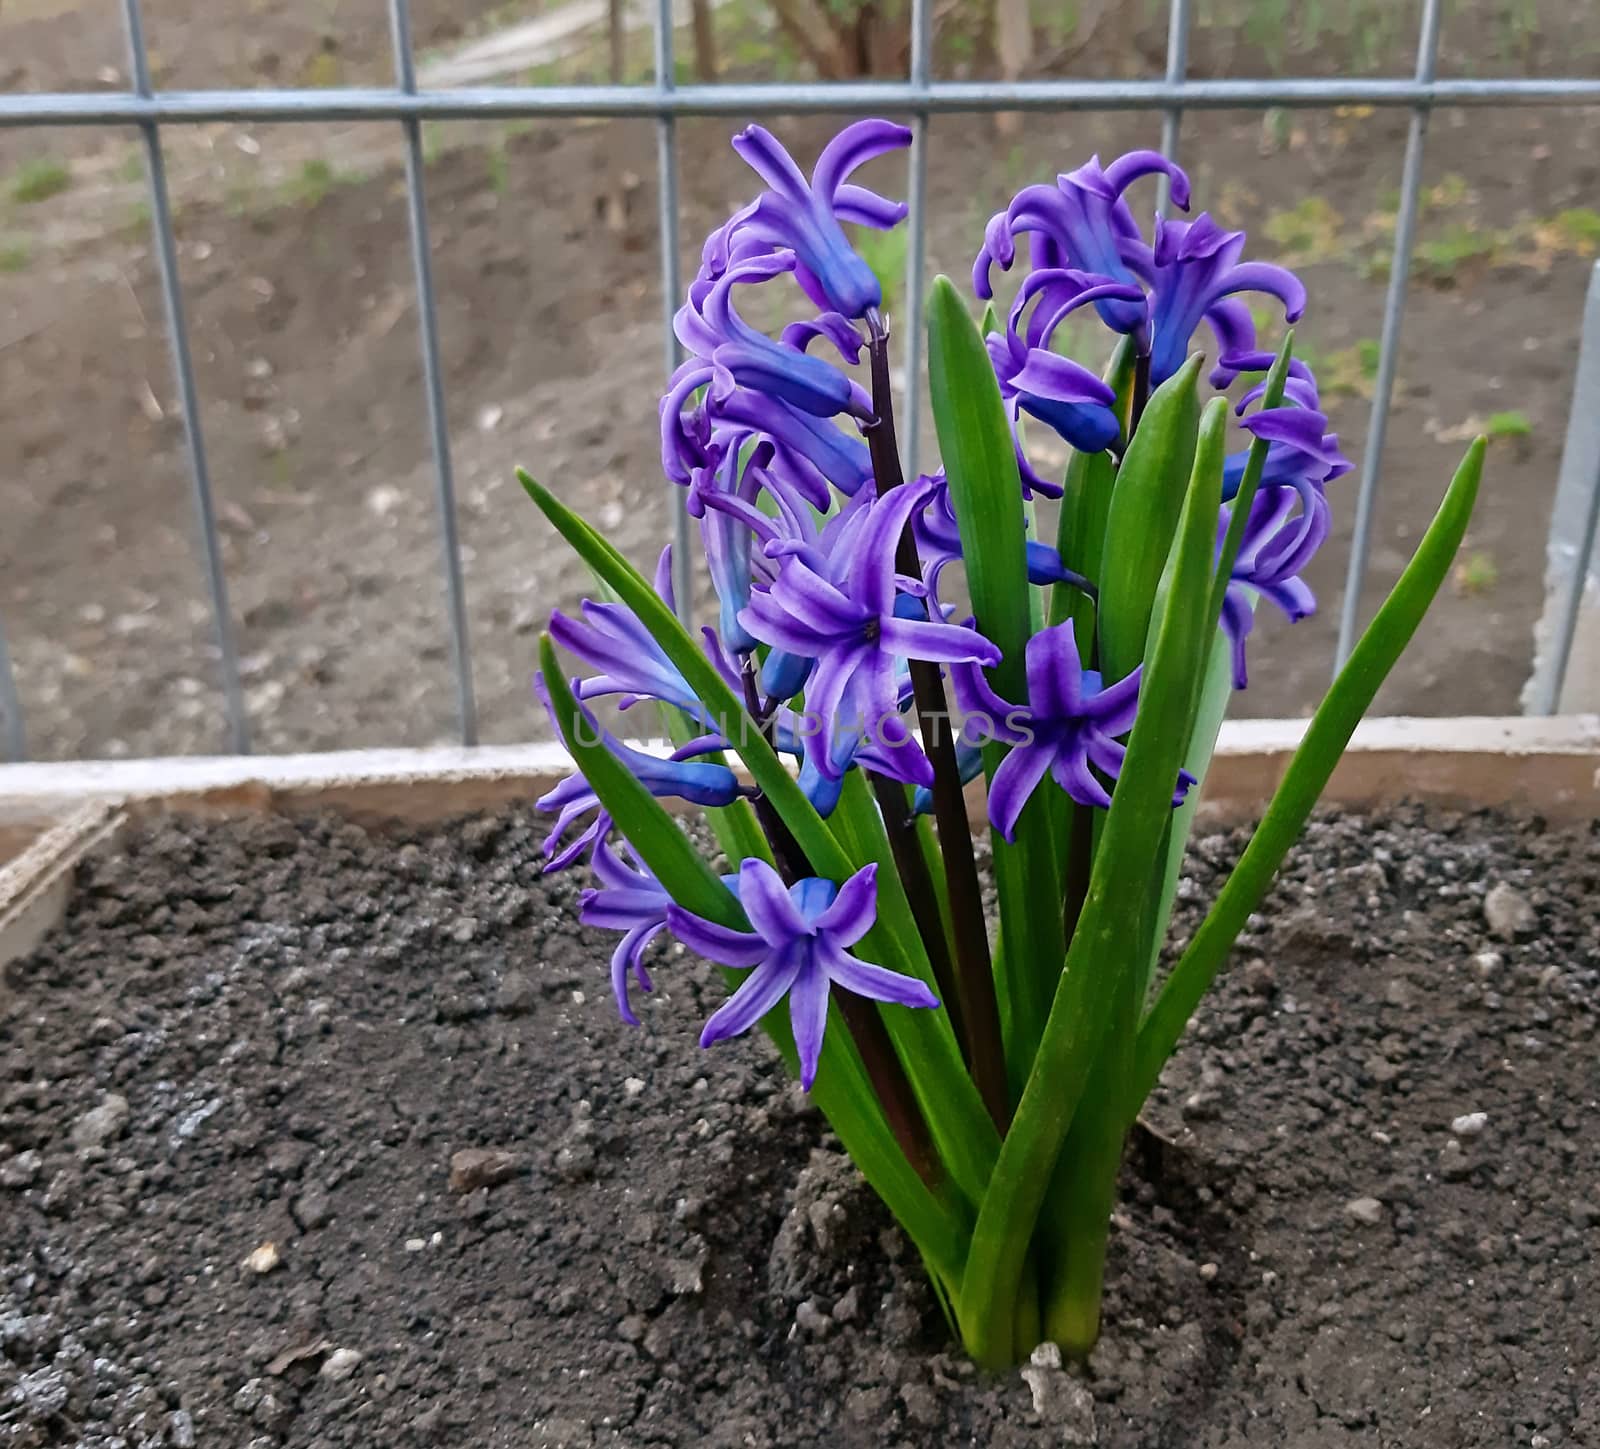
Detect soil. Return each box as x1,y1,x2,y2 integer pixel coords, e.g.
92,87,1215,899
2,0,1600,760
1,803,1597,1447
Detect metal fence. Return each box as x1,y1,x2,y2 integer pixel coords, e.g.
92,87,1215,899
3,0,1600,761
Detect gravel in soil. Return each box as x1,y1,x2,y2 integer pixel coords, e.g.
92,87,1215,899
1,805,1597,1447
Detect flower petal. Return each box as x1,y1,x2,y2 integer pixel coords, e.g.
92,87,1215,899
818,939,939,1010
787,955,833,1089
987,739,1057,843
700,949,801,1048
737,857,809,942
810,863,878,946
812,118,913,203
666,906,768,968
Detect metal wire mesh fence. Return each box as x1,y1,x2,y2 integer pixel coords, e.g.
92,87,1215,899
3,0,1599,761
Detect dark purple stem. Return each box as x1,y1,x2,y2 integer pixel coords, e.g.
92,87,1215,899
862,316,1010,1131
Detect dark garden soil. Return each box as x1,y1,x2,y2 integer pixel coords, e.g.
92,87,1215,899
2,803,1598,1446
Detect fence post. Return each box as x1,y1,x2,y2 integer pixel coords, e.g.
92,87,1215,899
653,0,694,623
1334,0,1445,671
1526,261,1600,715
0,612,23,763
389,0,479,746
900,0,933,482
1158,0,1193,212
122,0,251,754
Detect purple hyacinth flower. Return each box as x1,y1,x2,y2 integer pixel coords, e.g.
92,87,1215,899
579,838,672,1026
973,151,1190,334
1143,213,1307,386
667,859,937,1089
740,475,1001,778
987,268,1144,457
720,120,912,320
1224,400,1351,501
1220,481,1331,689
951,621,1192,839
549,548,713,719
662,358,874,514
534,677,748,869
675,246,873,421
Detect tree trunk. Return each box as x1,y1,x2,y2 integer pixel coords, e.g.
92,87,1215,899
608,0,626,83
691,0,718,81
994,0,1032,138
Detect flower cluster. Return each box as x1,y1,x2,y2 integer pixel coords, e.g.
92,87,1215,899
534,120,1346,1079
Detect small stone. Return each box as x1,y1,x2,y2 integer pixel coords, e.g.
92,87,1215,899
242,1242,282,1275
71,1093,130,1151
450,915,480,943
1450,1112,1488,1137
1483,882,1535,939
617,1314,646,1344
168,1409,197,1447
1020,1342,1098,1443
448,1148,519,1194
1472,949,1503,978
898,1382,941,1428
14,1366,69,1417
1198,1262,1219,1281
320,1348,363,1382
831,1285,861,1323
404,1237,427,1253
1345,1196,1384,1225
794,1299,832,1337
553,1143,596,1182
1383,978,1415,1009
1,1150,43,1188
623,1077,646,1099
366,484,402,518
291,1183,332,1230
231,1378,266,1415
1439,1140,1473,1181
493,971,536,1014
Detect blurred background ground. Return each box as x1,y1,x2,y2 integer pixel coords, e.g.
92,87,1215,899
1,0,1598,759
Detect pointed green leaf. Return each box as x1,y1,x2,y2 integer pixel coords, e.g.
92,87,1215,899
522,471,999,1208
1128,437,1486,1111
958,383,1225,1370
927,274,1032,702
1098,353,1203,682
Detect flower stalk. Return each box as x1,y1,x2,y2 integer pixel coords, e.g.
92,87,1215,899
861,315,1011,1132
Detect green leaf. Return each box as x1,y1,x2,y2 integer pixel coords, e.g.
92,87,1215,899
1097,353,1203,682
521,470,847,880
1104,334,1141,448
927,274,1061,1080
1127,437,1486,1111
926,275,1032,703
1138,627,1236,1006
540,638,740,929
957,387,1225,1370
522,471,1000,1209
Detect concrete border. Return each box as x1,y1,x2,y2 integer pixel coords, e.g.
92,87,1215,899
2,716,1597,969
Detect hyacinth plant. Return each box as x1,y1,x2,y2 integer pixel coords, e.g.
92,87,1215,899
518,120,1485,1369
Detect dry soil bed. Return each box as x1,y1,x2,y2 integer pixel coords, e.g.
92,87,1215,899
1,803,1597,1446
